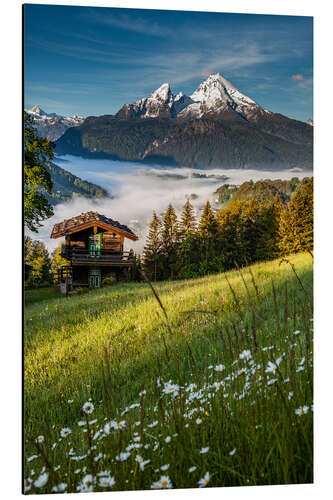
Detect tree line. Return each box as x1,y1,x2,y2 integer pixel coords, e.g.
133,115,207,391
141,177,313,281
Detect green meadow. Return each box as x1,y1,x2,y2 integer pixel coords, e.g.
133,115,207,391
24,253,313,493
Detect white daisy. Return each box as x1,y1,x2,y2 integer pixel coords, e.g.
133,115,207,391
200,447,209,454
239,350,252,361
82,402,94,414
35,435,44,444
98,475,115,488
160,464,170,471
34,472,49,488
60,427,72,438
116,451,131,462
214,364,225,372
163,382,180,396
189,466,197,473
198,472,210,487
295,405,309,416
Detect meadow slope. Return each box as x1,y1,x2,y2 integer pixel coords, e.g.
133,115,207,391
24,253,313,493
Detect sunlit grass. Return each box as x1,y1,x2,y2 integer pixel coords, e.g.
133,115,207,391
24,253,313,493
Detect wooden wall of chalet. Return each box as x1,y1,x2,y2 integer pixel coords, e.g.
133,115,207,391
102,232,123,252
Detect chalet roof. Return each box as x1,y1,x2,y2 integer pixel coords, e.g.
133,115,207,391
51,211,138,240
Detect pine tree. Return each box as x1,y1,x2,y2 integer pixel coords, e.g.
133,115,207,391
198,201,218,237
160,204,180,279
143,212,162,281
161,204,179,253
279,178,313,255
179,199,196,239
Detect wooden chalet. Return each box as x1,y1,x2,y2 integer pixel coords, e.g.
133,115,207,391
51,211,138,291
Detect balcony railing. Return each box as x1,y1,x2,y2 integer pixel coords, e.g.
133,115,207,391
61,246,135,266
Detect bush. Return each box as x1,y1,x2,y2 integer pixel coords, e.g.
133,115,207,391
102,276,116,287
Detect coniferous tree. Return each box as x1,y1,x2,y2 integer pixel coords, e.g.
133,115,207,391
143,212,163,281
160,204,179,279
279,177,313,255
179,199,196,239
199,201,218,237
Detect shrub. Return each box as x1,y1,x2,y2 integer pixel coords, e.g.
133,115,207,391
102,276,116,287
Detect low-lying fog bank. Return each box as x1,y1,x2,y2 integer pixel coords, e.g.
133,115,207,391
29,155,312,254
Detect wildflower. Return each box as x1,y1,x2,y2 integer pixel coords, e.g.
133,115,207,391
136,455,151,471
27,454,39,463
151,476,172,489
239,350,251,361
78,420,86,426
89,419,97,425
165,436,171,443
60,427,72,438
112,420,126,430
24,478,32,493
189,466,197,473
229,448,236,456
147,420,158,428
198,472,210,487
51,483,67,492
77,474,95,493
68,399,74,404
294,330,300,335
163,382,180,396
214,364,225,372
160,464,170,471
94,452,103,462
196,418,202,425
267,378,277,386
265,359,281,374
116,451,131,462
295,406,309,416
35,435,44,444
288,391,294,400
34,472,49,488
82,402,94,414
98,475,115,488
200,447,209,454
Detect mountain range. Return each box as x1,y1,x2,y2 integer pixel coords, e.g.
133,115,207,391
25,105,84,141
49,73,312,169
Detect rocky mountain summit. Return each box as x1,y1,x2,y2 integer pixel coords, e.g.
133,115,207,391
56,72,313,170
25,105,84,141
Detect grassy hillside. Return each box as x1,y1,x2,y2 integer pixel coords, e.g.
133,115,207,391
24,253,313,493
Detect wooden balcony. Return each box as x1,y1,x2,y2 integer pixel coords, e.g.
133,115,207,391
61,246,135,267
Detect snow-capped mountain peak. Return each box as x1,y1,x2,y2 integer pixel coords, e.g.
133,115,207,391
25,105,84,140
117,72,264,120
150,83,171,102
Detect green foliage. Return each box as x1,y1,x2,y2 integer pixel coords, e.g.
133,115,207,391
24,236,51,287
102,276,116,287
179,199,197,239
198,201,218,237
24,113,54,231
279,178,313,255
24,254,313,492
142,212,163,281
215,178,303,206
50,245,69,284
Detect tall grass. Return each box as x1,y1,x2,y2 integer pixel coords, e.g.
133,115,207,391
24,253,313,493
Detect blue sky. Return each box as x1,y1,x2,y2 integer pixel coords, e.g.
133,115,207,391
24,4,313,122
